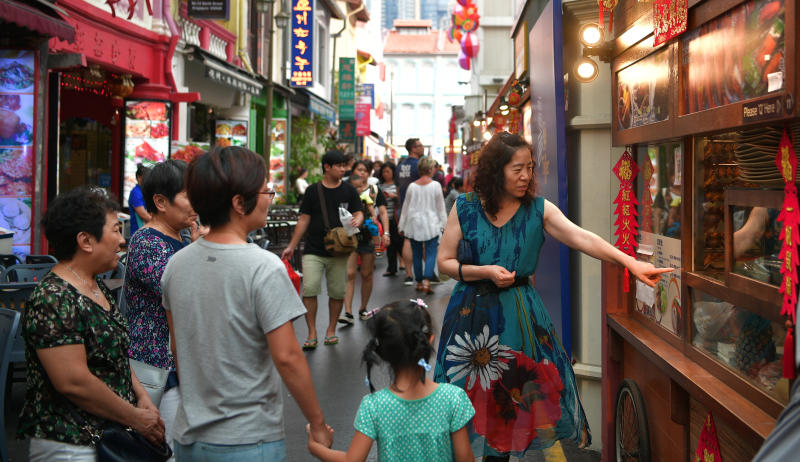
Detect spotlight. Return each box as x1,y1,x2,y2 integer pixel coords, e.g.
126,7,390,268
498,97,509,113
574,57,599,83
482,131,492,141
579,23,603,48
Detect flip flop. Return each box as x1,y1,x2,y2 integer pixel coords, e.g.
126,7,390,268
302,338,318,350
324,335,339,346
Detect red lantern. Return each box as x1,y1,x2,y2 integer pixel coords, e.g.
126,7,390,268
458,49,471,71
461,32,480,58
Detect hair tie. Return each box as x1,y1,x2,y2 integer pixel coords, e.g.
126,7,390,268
417,358,432,372
410,298,428,309
364,376,371,388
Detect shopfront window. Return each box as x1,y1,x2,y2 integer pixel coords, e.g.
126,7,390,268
635,142,683,337
691,288,788,403
58,118,112,194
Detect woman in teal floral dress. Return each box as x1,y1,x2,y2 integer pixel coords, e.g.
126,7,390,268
18,188,165,461
433,132,670,460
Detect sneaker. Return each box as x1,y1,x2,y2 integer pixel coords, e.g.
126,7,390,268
338,312,354,325
430,274,442,284
359,310,370,320
403,276,414,285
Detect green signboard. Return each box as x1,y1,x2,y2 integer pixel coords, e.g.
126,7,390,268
338,57,355,120
338,120,356,143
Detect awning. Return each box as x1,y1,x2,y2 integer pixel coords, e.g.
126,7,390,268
0,0,75,42
194,48,263,96
307,91,336,123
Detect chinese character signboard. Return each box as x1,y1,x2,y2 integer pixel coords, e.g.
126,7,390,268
290,0,313,87
187,0,229,19
653,0,687,46
339,120,356,143
355,104,370,136
339,57,355,119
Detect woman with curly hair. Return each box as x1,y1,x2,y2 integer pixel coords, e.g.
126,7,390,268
432,132,671,460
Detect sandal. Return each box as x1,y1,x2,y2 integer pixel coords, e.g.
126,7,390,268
416,282,424,291
302,338,318,350
324,335,339,345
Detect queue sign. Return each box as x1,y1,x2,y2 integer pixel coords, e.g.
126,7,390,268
290,0,313,87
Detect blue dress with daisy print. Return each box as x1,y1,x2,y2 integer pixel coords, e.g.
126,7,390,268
433,192,590,458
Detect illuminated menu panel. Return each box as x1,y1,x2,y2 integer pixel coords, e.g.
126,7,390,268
290,0,314,87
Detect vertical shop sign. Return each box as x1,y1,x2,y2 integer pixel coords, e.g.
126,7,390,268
653,0,687,46
290,0,313,87
0,50,36,258
123,100,171,207
270,119,287,202
355,104,370,136
338,120,356,143
339,57,355,120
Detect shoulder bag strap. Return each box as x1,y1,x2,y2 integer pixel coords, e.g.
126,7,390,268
317,183,331,232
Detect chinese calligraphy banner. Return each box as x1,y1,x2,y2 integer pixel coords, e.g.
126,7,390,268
290,0,313,87
339,57,355,120
653,0,687,46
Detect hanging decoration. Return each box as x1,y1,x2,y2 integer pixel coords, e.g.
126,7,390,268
776,127,798,379
613,149,639,292
450,0,481,70
653,0,688,46
598,0,619,34
693,412,723,462
106,0,153,20
508,80,525,107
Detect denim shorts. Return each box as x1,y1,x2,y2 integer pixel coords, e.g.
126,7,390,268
174,440,286,462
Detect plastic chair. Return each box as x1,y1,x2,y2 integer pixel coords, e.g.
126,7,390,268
0,255,21,269
0,263,53,283
98,261,125,280
25,254,57,264
0,308,21,462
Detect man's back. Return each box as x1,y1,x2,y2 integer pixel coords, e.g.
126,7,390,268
395,156,420,214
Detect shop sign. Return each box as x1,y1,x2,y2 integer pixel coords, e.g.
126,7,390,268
0,50,36,258
653,0,687,46
513,20,528,78
187,0,229,19
204,67,260,95
270,119,288,202
123,100,171,207
357,83,374,107
290,0,314,87
742,95,784,123
355,103,370,136
338,120,356,143
339,57,355,119
214,120,248,148
309,96,336,123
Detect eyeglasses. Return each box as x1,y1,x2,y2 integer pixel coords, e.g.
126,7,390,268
260,190,276,198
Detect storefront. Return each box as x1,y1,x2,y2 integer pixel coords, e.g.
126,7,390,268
602,0,796,459
0,0,74,257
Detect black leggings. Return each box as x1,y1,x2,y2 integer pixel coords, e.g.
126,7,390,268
385,218,403,273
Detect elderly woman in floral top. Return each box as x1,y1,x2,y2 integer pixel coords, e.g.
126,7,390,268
124,159,201,454
19,187,165,461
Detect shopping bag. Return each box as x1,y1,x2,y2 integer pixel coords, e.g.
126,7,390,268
283,258,301,295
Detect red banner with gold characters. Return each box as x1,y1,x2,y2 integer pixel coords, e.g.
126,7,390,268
693,412,723,462
653,0,688,46
776,128,798,378
613,150,639,292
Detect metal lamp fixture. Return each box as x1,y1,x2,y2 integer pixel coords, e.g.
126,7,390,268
579,23,603,47
498,97,510,114
256,0,275,14
275,0,291,29
574,57,599,83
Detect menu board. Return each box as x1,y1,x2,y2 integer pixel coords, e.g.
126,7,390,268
123,100,171,207
636,232,683,337
270,119,287,203
617,47,670,130
0,50,35,257
215,120,248,148
681,0,785,113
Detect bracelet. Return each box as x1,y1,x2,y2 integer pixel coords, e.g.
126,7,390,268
458,263,464,281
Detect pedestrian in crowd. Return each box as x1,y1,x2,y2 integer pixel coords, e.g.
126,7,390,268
371,159,383,181
125,160,200,456
129,164,152,237
343,153,356,180
395,138,424,285
295,168,309,202
282,150,364,348
444,176,464,214
433,161,446,190
163,146,333,460
378,161,404,278
340,161,391,324
398,156,447,294
433,132,671,461
20,187,165,460
444,166,454,190
306,301,475,462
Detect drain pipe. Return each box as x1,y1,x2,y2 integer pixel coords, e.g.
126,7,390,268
331,2,365,106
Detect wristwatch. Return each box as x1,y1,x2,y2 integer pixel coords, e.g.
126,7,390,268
383,232,390,236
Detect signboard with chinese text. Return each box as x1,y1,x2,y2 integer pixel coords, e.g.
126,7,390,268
290,0,314,87
0,50,36,258
653,0,687,46
357,83,374,107
339,57,355,119
355,104,370,136
187,0,229,19
339,120,356,143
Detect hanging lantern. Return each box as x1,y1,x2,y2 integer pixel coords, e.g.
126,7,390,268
458,49,471,71
462,15,479,32
776,128,799,379
598,0,620,31
461,31,480,58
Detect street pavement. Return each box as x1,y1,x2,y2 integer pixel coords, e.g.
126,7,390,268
4,254,601,461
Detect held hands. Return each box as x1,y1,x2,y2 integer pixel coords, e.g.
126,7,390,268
306,422,334,449
132,406,166,446
628,260,673,287
485,265,517,288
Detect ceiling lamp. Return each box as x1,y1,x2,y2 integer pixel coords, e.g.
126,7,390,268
579,23,603,48
574,58,599,83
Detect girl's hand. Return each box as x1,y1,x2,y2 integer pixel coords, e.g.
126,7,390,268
306,423,334,448
629,260,673,287
484,265,516,288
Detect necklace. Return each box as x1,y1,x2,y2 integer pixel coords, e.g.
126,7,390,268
65,264,102,300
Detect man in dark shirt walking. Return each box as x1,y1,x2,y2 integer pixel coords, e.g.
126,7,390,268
395,138,423,284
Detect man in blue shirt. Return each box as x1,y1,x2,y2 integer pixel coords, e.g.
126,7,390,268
128,164,151,237
395,138,423,284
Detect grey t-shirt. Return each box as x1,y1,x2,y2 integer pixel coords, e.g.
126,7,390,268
161,238,307,445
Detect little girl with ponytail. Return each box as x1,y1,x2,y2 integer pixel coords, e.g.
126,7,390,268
307,300,475,462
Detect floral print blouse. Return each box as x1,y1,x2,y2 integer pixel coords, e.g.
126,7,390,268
18,272,136,446
125,227,188,370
